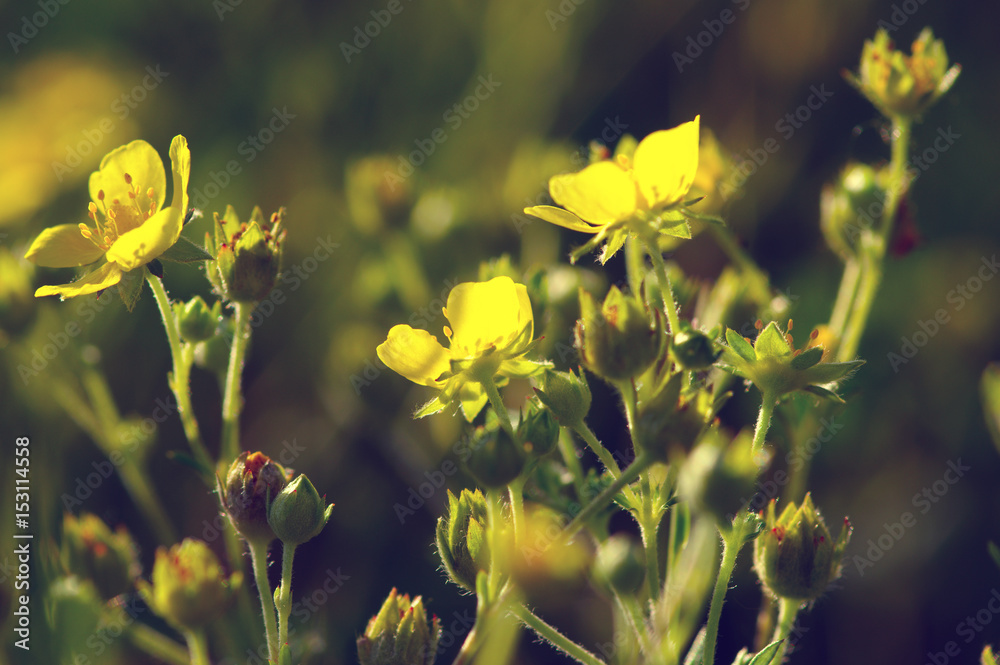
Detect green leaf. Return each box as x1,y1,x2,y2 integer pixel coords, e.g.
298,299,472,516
790,346,824,370
754,322,791,359
159,235,216,263
117,269,145,312
726,328,757,363
803,359,864,385
746,640,783,665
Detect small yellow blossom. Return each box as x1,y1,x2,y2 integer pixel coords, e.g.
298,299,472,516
376,276,543,420
524,117,699,262
25,135,190,299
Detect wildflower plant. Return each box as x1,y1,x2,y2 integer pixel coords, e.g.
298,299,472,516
16,21,981,665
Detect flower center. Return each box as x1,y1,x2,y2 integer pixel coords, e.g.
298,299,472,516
78,173,157,251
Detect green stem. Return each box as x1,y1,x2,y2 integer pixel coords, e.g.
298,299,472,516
769,598,803,664
625,235,646,297
702,519,745,665
752,392,777,459
561,452,653,543
481,375,516,439
128,623,189,665
247,539,279,664
182,629,210,665
837,117,911,362
510,604,604,665
571,421,639,508
638,507,661,602
221,302,253,463
145,271,213,475
828,257,860,336
485,489,506,601
277,542,296,651
618,594,653,653
643,237,681,335
557,428,586,499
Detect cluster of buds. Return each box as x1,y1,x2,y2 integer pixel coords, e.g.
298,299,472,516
845,28,960,120
61,513,141,600
357,588,441,665
220,451,332,548
753,494,851,601
206,205,286,303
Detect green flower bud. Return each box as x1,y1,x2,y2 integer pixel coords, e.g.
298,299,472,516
679,430,763,526
208,205,285,303
61,512,140,600
177,296,220,343
219,451,290,545
670,322,721,371
518,399,560,458
436,489,491,592
463,425,525,489
358,588,441,665
592,534,645,597
534,368,591,426
982,645,998,665
139,539,241,631
845,28,960,120
635,372,710,461
753,494,851,601
505,507,590,604
820,163,885,260
575,286,661,381
194,315,234,375
268,474,334,547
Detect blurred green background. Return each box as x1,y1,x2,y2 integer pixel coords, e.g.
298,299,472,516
2,0,999,663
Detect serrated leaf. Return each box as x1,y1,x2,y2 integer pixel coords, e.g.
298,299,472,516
746,640,783,665
160,235,216,263
754,322,791,359
726,328,757,363
117,269,145,312
790,347,823,370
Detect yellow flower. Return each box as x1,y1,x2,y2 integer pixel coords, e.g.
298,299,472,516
376,276,543,420
25,135,190,299
524,117,699,262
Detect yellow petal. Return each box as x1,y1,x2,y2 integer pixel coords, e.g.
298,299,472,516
105,206,183,271
168,135,191,216
34,261,122,299
25,223,105,267
549,161,638,225
445,277,527,358
523,205,602,234
633,116,700,209
376,324,450,387
513,281,534,347
89,139,166,213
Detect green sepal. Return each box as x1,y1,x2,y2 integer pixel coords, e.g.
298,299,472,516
414,395,447,419
682,627,705,665
790,346,824,370
147,259,163,278
754,322,791,359
118,268,145,312
278,643,293,665
159,235,215,263
802,359,864,384
600,229,628,264
659,219,692,240
802,384,845,403
745,640,783,665
682,207,727,228
725,328,757,363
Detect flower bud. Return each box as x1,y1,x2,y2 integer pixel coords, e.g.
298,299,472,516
436,489,491,592
846,28,960,119
575,286,661,381
268,474,334,547
48,576,103,661
463,425,525,489
504,507,590,604
0,248,37,339
220,451,290,545
177,296,220,343
534,368,591,426
753,494,851,601
139,539,241,631
634,372,709,461
194,315,234,375
592,534,645,597
670,322,721,371
61,512,140,600
518,399,560,458
679,430,763,526
357,588,441,665
820,163,884,260
208,206,285,303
